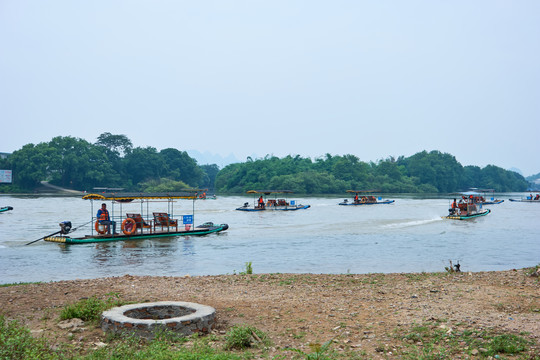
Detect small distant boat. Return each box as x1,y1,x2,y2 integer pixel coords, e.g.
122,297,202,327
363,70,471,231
0,206,13,213
460,188,504,205
197,192,217,200
236,190,310,211
444,197,491,220
338,190,395,206
509,193,540,202
40,191,228,244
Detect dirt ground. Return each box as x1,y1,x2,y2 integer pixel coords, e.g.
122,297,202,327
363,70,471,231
1,269,539,358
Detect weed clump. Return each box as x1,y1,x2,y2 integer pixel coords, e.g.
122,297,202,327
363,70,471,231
224,324,270,350
0,315,63,359
60,292,126,323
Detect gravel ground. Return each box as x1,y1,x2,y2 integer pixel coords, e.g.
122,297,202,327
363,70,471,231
1,269,539,358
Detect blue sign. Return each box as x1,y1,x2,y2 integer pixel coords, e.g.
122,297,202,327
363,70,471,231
183,215,193,224
290,200,295,205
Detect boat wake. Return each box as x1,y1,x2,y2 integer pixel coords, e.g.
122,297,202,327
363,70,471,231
382,217,442,229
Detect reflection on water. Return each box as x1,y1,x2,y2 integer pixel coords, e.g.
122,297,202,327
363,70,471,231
0,194,539,283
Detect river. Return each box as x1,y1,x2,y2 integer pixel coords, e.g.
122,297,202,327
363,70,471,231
0,194,538,284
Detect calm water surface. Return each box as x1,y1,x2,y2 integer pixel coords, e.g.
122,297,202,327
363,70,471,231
0,194,538,284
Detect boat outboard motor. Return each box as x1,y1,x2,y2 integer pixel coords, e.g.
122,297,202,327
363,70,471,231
59,221,72,234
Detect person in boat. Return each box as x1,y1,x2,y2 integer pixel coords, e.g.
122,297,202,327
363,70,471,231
258,196,265,209
96,203,117,234
449,198,458,215
535,194,540,200
354,193,359,203
458,199,467,214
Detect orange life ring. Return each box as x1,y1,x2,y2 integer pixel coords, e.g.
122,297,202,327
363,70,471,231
95,220,107,234
121,218,137,236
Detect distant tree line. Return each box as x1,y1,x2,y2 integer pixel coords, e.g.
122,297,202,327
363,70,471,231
215,151,529,194
0,135,529,194
0,133,218,193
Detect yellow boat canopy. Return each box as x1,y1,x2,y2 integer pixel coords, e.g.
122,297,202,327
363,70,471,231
82,190,205,201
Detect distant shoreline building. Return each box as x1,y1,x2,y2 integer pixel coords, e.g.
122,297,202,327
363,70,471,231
0,152,11,159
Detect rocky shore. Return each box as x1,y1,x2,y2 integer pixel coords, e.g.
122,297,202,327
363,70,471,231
1,269,539,358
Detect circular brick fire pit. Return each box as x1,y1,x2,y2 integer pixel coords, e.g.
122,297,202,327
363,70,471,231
101,301,216,339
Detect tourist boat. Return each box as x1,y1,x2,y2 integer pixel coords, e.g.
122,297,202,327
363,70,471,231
444,197,491,220
460,189,503,205
198,192,217,200
509,193,540,202
236,190,310,211
42,191,228,244
338,190,395,205
0,206,13,213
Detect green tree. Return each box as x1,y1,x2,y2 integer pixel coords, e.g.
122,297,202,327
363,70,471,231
95,132,133,156
159,148,204,187
123,147,165,187
200,164,220,190
47,136,119,190
398,150,463,192
139,178,190,192
6,143,56,189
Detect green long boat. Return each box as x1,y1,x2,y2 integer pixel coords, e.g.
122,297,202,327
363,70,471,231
43,191,228,244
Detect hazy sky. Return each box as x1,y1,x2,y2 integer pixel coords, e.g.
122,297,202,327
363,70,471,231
1,1,539,175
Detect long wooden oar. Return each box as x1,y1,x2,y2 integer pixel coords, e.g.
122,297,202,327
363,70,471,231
25,230,62,246
24,219,92,246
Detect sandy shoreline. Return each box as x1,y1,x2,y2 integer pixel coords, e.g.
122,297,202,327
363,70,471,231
1,269,539,358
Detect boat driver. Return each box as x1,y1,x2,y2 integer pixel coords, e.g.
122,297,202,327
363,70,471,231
450,198,458,215
97,203,117,234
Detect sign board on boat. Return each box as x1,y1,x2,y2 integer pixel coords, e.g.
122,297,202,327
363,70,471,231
183,215,193,224
0,170,12,183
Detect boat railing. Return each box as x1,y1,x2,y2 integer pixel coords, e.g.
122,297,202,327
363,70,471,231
91,213,194,236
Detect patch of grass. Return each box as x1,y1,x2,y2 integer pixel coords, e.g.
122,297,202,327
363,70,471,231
395,320,536,358
0,281,42,287
224,324,270,350
0,315,70,359
525,264,540,278
0,315,260,359
86,330,253,359
287,337,336,360
243,261,253,275
59,292,127,323
489,334,531,355
235,261,253,276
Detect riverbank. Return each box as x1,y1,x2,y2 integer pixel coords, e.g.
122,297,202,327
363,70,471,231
1,268,539,358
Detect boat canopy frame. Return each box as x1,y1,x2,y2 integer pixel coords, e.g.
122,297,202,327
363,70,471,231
83,190,206,237
346,189,382,193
